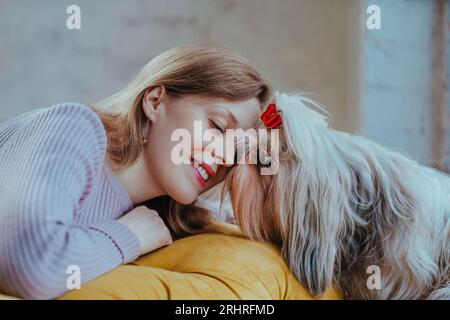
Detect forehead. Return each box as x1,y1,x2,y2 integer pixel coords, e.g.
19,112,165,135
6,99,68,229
194,96,261,129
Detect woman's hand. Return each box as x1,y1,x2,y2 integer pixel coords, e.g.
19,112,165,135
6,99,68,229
118,206,173,256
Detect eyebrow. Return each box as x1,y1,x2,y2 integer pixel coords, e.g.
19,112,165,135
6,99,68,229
212,106,237,125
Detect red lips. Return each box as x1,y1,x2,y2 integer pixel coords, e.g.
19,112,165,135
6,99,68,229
199,162,216,178
191,157,216,188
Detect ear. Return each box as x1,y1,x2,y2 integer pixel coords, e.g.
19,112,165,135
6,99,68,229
271,93,341,296
281,163,341,297
142,85,166,122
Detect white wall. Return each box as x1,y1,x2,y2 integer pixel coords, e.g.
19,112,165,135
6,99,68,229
360,0,449,167
0,0,358,131
0,0,447,167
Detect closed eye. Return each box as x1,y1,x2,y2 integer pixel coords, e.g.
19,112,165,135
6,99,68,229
209,120,225,133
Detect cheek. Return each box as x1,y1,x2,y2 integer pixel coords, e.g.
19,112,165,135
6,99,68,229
145,133,182,189
150,125,178,158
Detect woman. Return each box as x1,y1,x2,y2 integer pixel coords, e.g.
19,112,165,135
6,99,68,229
0,46,271,299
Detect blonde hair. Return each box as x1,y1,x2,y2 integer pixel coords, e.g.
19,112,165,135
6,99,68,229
90,45,272,237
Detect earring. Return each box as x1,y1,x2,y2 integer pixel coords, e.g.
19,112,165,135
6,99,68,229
142,119,150,145
142,101,158,145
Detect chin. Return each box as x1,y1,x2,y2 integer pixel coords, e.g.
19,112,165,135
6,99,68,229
170,188,198,205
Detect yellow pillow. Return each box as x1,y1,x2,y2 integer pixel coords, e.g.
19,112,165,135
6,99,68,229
59,223,342,300
0,293,18,300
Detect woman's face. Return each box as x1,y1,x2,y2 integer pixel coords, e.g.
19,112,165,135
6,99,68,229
142,87,261,204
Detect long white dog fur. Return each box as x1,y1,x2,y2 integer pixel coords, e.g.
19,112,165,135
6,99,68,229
228,92,450,299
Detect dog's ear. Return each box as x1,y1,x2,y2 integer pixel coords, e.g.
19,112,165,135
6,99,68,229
278,160,342,297
271,93,340,296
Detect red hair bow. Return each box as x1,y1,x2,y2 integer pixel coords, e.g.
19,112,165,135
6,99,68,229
260,102,282,128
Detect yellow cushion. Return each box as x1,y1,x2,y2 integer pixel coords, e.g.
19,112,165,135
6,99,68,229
0,293,19,300
59,223,342,300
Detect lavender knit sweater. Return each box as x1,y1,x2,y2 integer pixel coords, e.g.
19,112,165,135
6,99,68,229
0,103,141,299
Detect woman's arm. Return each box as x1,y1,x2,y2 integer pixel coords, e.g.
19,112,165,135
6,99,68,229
0,103,141,299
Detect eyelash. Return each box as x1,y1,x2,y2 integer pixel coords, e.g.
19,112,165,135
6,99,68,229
210,120,225,133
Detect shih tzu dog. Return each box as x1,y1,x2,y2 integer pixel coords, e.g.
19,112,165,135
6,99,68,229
226,92,449,299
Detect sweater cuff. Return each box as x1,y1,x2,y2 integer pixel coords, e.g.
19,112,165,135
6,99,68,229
88,221,141,264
